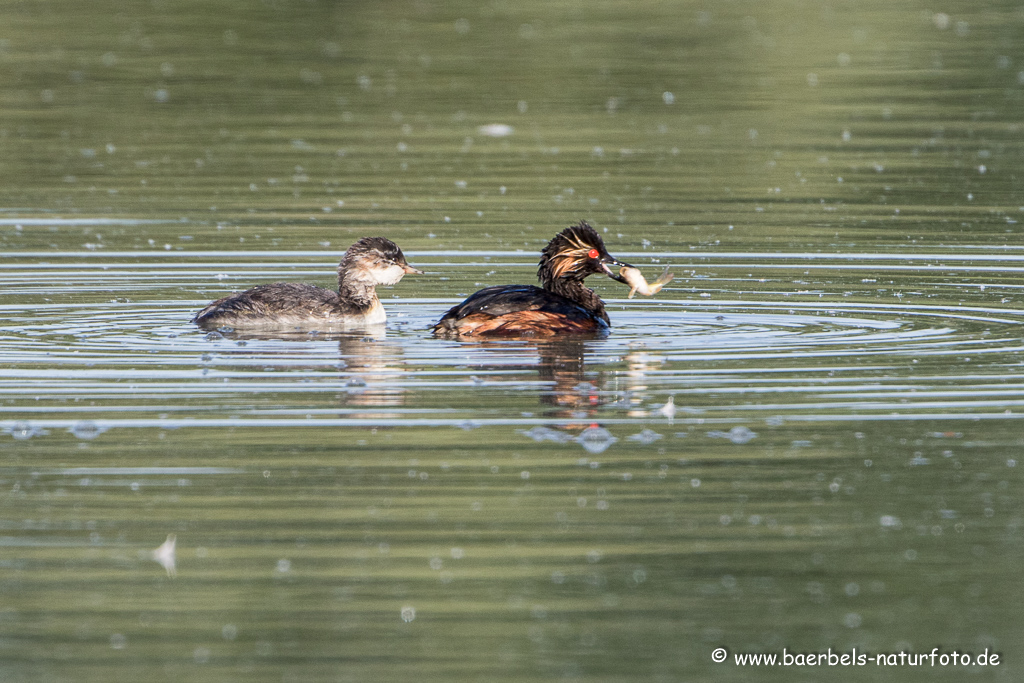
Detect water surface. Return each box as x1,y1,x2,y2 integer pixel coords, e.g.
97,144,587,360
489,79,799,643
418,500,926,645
2,2,1023,681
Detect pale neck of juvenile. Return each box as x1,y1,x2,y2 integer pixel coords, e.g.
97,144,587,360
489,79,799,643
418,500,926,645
337,265,379,311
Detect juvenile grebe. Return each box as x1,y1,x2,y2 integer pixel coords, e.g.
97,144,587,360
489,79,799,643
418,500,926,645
193,237,420,331
432,221,634,338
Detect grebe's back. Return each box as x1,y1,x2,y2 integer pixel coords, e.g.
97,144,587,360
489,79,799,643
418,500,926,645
193,237,419,331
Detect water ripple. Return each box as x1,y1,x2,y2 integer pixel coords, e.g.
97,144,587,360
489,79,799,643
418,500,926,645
1,252,1023,433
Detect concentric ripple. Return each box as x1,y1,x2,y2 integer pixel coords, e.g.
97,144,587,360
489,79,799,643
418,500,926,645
2,251,1024,437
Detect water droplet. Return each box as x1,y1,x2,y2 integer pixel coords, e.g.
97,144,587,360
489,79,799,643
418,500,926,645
707,426,757,444
576,426,618,454
69,421,105,440
626,429,663,445
518,426,572,443
8,421,44,440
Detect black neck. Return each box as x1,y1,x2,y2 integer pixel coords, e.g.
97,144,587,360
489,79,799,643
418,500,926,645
539,263,608,322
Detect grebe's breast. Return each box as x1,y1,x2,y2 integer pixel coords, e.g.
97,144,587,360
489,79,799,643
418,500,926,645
360,298,386,325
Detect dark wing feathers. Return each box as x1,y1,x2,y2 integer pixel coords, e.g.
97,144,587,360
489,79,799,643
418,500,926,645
432,284,605,336
439,285,596,321
192,283,340,325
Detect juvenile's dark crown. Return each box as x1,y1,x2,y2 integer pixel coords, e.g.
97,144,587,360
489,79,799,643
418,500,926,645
345,237,408,266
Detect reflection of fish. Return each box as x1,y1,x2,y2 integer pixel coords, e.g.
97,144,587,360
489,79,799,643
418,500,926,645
619,265,674,299
152,534,177,578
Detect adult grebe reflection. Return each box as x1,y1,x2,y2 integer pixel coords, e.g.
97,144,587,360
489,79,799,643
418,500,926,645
448,339,675,453
450,339,605,421
536,339,596,416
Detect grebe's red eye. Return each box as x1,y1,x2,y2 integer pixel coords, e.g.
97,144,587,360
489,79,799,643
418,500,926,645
587,248,600,259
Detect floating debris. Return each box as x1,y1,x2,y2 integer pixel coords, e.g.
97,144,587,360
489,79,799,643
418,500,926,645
879,515,902,529
626,428,663,445
477,123,514,137
656,396,677,419
152,534,177,577
707,426,758,444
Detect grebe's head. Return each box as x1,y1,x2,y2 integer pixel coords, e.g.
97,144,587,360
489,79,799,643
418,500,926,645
341,237,422,287
539,221,632,284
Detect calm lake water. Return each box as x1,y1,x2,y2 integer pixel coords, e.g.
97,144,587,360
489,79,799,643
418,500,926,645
2,2,1023,681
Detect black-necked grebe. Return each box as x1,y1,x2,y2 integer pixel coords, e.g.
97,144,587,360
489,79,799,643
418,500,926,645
193,237,420,331
432,221,637,338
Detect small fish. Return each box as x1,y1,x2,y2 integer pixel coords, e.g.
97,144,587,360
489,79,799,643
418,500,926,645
619,266,674,298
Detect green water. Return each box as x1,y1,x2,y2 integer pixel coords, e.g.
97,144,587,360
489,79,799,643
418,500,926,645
1,2,1023,681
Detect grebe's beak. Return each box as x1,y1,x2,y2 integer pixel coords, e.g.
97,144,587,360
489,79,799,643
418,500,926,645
600,255,633,284
401,263,424,275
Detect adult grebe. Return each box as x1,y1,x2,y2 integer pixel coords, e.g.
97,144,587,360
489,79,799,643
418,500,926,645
432,221,636,337
193,237,420,331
